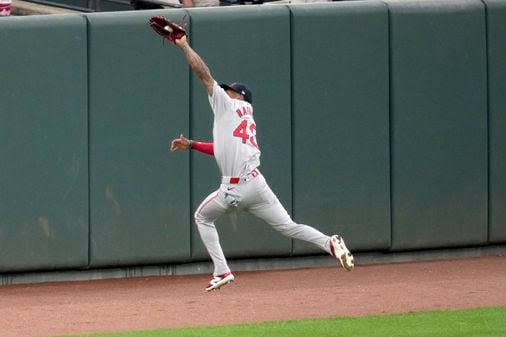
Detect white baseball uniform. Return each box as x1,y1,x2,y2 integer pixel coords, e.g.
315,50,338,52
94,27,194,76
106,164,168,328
194,81,333,276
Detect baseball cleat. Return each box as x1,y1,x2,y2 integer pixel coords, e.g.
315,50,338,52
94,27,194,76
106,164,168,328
205,272,235,292
329,235,354,271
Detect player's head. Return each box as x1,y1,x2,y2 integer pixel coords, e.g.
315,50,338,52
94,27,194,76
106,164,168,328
220,82,252,104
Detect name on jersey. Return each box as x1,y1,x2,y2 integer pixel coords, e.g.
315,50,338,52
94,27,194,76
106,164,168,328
236,106,252,118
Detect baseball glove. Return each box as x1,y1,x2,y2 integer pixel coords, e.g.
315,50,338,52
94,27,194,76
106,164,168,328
149,15,187,44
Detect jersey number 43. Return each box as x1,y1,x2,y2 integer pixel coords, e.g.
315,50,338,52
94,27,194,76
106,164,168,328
233,120,258,149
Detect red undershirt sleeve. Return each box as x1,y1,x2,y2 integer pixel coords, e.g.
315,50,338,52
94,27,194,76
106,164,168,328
191,141,214,156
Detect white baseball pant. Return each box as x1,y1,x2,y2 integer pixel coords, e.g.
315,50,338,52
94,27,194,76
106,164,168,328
194,170,332,276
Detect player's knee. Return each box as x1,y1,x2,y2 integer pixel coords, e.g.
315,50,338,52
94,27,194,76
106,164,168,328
194,210,202,223
194,216,215,230
194,211,209,227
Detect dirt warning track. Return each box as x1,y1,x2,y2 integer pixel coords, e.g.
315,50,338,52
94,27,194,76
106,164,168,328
0,256,505,337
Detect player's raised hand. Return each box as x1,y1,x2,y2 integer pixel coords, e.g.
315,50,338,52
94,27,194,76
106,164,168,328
170,134,191,152
175,34,188,48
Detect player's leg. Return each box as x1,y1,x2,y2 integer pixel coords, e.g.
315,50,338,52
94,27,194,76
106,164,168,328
248,191,331,252
246,175,354,270
194,189,235,290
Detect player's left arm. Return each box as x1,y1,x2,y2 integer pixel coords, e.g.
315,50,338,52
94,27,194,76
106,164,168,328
170,134,214,156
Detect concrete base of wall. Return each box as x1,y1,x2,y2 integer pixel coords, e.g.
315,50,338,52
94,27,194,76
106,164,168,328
1,245,505,286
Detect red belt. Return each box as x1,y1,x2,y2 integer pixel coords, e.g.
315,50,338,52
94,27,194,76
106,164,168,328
222,169,259,184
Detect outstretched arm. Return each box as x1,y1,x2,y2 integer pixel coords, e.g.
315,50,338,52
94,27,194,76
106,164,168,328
170,134,214,156
175,36,214,95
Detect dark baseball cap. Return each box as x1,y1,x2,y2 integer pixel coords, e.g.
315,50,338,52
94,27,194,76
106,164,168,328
220,82,252,104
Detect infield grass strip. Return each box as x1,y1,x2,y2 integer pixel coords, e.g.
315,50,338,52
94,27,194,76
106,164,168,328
57,307,506,337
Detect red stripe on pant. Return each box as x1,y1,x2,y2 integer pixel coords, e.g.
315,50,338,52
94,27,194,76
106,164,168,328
195,191,219,216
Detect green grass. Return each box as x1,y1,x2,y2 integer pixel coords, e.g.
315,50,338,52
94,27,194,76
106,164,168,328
58,307,506,337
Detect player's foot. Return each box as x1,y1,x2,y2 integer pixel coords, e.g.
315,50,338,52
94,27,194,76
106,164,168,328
329,235,354,271
205,272,235,292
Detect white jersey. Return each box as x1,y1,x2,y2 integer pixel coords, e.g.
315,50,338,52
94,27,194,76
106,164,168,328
209,81,261,177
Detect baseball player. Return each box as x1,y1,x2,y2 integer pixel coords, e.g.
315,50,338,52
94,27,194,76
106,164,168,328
168,34,354,292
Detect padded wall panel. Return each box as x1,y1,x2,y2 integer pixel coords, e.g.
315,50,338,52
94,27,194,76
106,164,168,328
484,0,506,243
388,0,488,249
87,10,191,267
291,2,391,254
189,6,293,260
0,15,89,272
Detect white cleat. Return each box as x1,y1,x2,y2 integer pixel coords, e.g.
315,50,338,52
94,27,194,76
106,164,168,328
329,235,355,271
205,272,235,292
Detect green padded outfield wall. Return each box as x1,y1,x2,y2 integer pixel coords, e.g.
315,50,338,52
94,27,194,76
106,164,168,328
2,1,505,275
0,15,89,272
87,10,191,267
188,6,293,260
387,0,488,249
291,2,391,254
485,0,506,243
